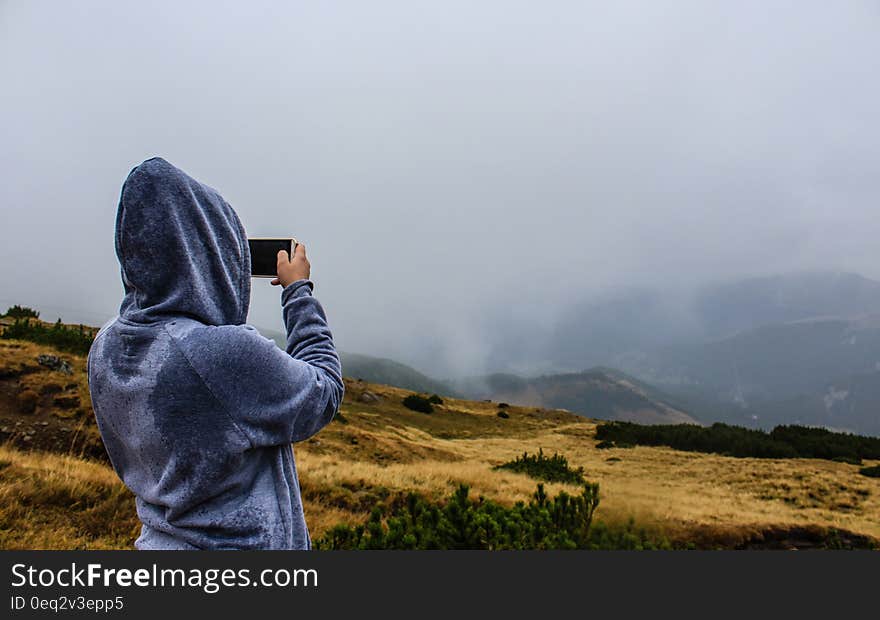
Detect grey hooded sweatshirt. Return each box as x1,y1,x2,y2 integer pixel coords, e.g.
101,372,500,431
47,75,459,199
87,157,343,550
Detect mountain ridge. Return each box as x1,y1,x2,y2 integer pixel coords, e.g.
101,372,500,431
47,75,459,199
452,367,701,426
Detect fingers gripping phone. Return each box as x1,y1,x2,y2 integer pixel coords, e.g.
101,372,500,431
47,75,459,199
247,238,298,278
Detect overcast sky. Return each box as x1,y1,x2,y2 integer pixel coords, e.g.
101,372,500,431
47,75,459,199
2,1,880,376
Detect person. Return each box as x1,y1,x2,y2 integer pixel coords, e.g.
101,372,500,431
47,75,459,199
87,157,344,550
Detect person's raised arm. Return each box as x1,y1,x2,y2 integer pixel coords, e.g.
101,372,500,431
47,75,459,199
269,243,344,440
177,242,343,446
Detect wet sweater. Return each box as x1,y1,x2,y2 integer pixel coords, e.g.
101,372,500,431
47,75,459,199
87,157,343,550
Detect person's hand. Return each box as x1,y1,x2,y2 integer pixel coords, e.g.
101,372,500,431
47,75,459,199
271,243,310,288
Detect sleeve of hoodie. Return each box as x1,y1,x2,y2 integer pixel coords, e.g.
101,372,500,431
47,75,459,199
184,279,344,447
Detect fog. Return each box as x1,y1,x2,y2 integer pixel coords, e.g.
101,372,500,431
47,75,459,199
2,1,880,377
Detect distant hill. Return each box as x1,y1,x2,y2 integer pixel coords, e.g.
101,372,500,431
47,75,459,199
339,352,459,397
695,272,880,339
522,273,880,436
642,315,880,395
756,370,880,437
453,367,700,426
628,315,880,435
254,326,458,397
543,272,880,371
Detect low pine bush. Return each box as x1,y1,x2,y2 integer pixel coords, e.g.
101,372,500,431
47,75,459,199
316,482,601,550
494,449,585,484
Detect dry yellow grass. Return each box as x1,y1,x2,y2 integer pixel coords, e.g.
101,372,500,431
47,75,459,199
298,381,880,546
1,344,878,549
0,444,139,549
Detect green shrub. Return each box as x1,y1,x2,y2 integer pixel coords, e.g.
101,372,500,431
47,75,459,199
316,482,602,550
1,318,95,356
860,465,880,478
595,421,880,463
587,518,672,550
427,394,444,405
402,394,433,414
497,411,510,419
494,449,585,485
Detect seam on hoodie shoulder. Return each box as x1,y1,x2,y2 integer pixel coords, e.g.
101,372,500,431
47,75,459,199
163,324,255,451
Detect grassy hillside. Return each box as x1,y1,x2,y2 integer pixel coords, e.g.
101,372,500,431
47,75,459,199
301,381,880,548
1,319,879,549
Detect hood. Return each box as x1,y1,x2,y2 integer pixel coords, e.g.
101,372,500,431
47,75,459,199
115,157,251,325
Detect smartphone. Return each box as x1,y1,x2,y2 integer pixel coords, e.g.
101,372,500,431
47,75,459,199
248,237,298,278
